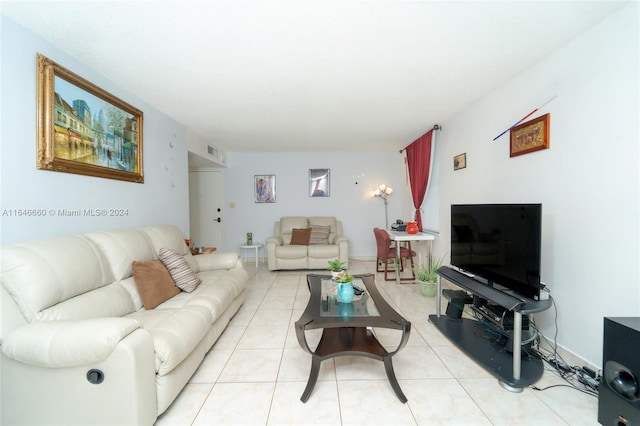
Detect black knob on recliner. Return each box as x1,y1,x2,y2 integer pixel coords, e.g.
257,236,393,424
87,369,104,384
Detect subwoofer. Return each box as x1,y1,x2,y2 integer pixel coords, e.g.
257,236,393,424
598,317,640,426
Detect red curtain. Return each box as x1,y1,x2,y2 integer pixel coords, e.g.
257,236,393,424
405,129,433,232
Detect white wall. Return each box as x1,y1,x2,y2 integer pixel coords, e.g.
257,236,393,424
438,3,639,367
0,17,190,244
222,151,435,258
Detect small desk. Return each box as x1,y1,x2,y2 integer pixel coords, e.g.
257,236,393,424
239,242,263,267
387,230,436,284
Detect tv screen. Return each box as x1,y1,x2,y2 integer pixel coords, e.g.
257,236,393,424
450,204,542,300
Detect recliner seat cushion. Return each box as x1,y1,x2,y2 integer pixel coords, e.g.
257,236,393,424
307,244,339,258
126,304,212,376
275,245,308,259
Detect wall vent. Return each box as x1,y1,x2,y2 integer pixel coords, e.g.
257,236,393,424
207,145,218,157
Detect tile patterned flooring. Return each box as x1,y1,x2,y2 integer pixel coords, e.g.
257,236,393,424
155,260,599,425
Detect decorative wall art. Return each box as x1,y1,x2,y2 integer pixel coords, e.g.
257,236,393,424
255,175,276,203
510,113,550,157
309,169,330,197
454,153,467,170
36,53,144,183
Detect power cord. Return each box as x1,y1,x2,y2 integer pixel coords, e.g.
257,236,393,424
528,297,600,397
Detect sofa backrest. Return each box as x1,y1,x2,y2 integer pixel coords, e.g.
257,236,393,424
84,228,161,312
0,235,134,326
141,224,199,272
275,216,341,245
277,217,309,245
1,224,202,332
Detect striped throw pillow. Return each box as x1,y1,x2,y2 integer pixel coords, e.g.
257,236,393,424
309,225,331,245
158,248,202,292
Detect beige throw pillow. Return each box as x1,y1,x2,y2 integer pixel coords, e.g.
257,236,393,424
158,248,202,292
309,225,331,245
131,260,180,309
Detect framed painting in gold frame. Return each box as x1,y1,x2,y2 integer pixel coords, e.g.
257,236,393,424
510,113,550,158
36,53,144,183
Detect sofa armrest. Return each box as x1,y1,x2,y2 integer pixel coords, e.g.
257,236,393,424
194,252,240,271
334,235,349,267
1,317,140,368
333,235,348,245
266,236,283,247
266,236,283,270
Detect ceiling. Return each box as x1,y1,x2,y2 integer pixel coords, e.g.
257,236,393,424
2,1,627,152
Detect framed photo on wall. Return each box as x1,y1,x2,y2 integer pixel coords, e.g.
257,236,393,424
454,153,466,170
309,169,330,197
36,53,144,183
255,175,276,203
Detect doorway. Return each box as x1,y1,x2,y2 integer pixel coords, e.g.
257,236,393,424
188,170,224,250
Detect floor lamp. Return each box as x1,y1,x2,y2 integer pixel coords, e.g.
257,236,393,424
373,184,393,229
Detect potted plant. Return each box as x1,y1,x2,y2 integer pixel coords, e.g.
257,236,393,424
413,253,446,297
336,273,353,284
327,258,346,279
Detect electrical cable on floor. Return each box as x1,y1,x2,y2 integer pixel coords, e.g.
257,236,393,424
527,298,600,397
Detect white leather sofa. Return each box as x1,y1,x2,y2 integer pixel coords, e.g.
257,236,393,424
0,224,249,425
266,216,349,270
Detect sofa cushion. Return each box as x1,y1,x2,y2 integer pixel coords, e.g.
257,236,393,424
290,228,311,245
38,283,137,322
141,225,200,273
275,245,308,259
309,225,331,245
132,260,181,309
85,229,157,281
158,248,201,292
279,217,309,246
126,305,212,376
307,244,340,258
1,236,119,323
279,217,310,234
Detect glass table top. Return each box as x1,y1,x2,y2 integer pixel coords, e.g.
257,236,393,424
319,278,380,317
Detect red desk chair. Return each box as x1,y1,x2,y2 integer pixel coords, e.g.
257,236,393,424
373,227,416,281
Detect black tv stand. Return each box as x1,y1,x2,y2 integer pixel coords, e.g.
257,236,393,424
428,266,552,392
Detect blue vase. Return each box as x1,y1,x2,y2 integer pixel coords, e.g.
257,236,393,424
338,282,355,303
338,302,354,319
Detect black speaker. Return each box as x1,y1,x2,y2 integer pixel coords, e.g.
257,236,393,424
598,317,640,426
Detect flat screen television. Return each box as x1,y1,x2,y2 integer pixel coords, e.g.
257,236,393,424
450,203,542,300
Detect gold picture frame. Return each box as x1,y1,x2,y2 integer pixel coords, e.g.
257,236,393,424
36,53,144,183
510,113,550,158
453,153,466,170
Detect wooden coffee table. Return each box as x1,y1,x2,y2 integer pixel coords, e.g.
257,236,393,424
295,273,411,403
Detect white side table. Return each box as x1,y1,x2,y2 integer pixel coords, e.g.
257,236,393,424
239,242,263,267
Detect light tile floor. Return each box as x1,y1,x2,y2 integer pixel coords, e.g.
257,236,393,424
155,260,599,425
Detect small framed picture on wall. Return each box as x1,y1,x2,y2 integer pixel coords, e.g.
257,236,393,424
454,153,466,170
309,169,330,197
255,175,276,203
